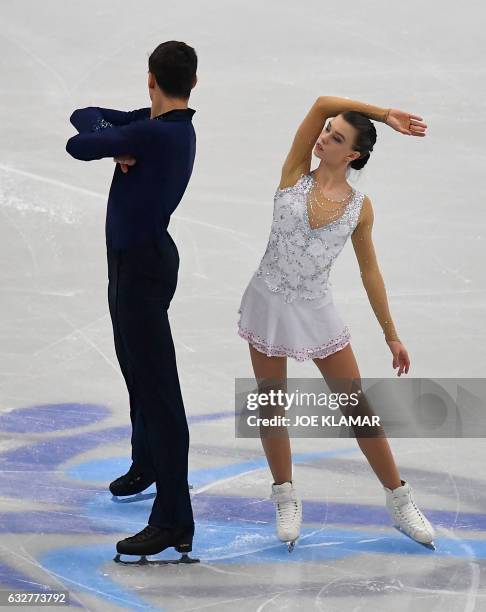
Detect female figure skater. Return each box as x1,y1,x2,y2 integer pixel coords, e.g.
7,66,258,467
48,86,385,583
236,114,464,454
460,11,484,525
237,95,435,550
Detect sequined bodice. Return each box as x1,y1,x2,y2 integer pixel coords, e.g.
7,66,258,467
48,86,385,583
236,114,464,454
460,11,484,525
255,173,365,303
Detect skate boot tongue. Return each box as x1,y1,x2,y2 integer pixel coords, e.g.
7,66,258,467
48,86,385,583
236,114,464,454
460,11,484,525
272,482,292,492
271,481,295,502
389,480,410,504
129,525,162,542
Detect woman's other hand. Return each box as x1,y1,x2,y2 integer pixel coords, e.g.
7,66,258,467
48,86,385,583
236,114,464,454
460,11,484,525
386,339,410,376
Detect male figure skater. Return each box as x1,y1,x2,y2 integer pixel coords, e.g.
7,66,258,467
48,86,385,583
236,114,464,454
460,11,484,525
66,41,198,560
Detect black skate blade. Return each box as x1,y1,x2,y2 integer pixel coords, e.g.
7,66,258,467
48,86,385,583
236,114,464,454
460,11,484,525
114,553,200,565
393,526,436,550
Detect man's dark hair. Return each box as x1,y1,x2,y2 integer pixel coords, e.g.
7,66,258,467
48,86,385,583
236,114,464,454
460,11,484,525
148,41,197,99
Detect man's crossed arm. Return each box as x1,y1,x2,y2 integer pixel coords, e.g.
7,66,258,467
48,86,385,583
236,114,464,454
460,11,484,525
66,106,151,168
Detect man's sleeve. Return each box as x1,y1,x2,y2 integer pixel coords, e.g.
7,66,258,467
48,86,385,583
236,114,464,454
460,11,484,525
65,119,154,161
69,107,151,134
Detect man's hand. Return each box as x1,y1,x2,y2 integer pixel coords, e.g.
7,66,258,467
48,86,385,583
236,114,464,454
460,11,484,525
113,155,137,173
386,339,410,376
386,109,427,137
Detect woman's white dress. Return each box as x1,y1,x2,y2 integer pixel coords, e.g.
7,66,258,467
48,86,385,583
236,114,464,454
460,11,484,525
237,172,365,362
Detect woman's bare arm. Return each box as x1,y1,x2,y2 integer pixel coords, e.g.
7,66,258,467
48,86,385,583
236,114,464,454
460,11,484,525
351,196,400,343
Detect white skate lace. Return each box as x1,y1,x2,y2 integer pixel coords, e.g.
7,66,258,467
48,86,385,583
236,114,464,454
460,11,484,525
393,494,431,532
276,499,301,527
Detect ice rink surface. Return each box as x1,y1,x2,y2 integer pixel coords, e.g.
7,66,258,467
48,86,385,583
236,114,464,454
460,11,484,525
1,0,485,609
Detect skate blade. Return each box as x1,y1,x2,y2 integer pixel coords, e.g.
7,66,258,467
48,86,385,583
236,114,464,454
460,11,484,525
112,483,193,502
111,492,156,503
393,525,436,550
114,553,200,565
286,540,296,552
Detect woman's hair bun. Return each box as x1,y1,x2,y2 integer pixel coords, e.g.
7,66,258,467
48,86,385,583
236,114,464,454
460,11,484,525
341,111,377,171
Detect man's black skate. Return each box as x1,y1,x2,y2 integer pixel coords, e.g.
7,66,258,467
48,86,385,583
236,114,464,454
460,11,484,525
114,524,199,565
109,463,156,497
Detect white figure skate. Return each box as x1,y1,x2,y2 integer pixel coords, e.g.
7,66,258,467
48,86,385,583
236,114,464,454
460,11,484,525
384,479,436,550
270,481,302,552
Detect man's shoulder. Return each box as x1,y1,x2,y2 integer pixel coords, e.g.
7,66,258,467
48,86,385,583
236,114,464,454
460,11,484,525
150,118,196,144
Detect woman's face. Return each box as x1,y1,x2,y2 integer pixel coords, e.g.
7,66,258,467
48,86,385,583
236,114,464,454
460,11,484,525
313,114,361,166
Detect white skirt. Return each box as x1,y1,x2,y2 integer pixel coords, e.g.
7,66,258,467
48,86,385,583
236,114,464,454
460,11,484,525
237,272,351,362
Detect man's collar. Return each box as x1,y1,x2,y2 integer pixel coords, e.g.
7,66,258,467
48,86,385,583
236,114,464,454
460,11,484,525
153,107,196,121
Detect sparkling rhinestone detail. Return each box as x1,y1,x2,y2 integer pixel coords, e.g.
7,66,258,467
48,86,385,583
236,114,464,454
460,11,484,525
93,117,114,131
237,321,351,362
254,174,365,304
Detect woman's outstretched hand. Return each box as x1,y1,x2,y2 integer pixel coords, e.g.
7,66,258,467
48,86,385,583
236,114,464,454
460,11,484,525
386,339,410,376
386,109,427,136
113,155,137,173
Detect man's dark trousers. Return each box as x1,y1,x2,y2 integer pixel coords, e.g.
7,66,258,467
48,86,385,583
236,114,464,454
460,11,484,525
107,231,194,532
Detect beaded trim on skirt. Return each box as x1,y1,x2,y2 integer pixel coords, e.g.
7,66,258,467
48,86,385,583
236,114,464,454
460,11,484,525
237,323,351,362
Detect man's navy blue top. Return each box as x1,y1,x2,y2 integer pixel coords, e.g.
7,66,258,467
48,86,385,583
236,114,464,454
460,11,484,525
66,106,196,250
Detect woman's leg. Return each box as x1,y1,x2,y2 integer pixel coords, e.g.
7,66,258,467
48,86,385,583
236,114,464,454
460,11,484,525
313,343,402,490
248,344,292,484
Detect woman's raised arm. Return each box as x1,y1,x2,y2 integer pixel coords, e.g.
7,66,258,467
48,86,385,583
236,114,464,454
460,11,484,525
281,96,390,180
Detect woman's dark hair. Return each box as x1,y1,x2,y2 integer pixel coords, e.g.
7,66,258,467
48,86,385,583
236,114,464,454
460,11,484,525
340,110,377,170
148,41,197,99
